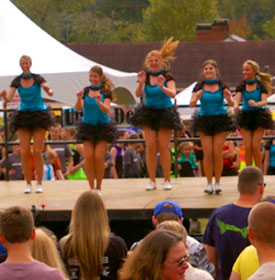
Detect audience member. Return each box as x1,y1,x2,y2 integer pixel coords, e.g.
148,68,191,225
0,205,64,279
177,142,198,177
49,125,73,178
42,150,56,181
0,143,23,180
263,129,275,175
246,202,275,279
120,230,189,280
123,133,142,178
202,166,265,280
104,149,116,178
110,129,128,178
130,200,215,277
31,227,68,279
157,221,214,280
61,127,86,180
59,190,127,280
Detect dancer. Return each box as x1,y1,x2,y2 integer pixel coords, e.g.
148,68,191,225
75,65,116,195
0,55,55,193
130,37,182,191
234,60,273,168
190,59,234,194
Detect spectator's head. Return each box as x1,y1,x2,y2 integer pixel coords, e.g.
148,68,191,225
152,200,183,227
128,133,140,149
117,129,128,140
248,202,275,249
121,229,188,280
237,166,265,197
178,142,193,156
69,190,110,279
44,150,57,165
157,221,188,245
0,206,34,244
31,227,68,278
50,124,61,140
12,144,21,156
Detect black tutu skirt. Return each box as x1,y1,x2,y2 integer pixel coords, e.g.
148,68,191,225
9,108,55,132
191,112,234,136
236,109,274,131
130,105,183,131
76,121,117,143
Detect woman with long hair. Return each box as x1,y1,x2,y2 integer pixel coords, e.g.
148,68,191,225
59,190,127,280
31,227,68,280
234,60,273,168
75,65,117,195
120,229,189,280
0,55,55,193
130,37,182,191
190,59,234,194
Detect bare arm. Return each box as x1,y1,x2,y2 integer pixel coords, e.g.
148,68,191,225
264,149,270,175
63,156,73,177
55,169,65,180
248,93,268,108
75,90,84,111
234,91,242,112
158,77,176,98
229,271,241,280
135,71,146,97
97,96,111,114
0,88,17,103
189,90,203,108
41,82,53,96
223,88,235,107
204,244,219,280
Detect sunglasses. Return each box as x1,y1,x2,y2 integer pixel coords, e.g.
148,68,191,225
166,254,190,267
257,183,266,188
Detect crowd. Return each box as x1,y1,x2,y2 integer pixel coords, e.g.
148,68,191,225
0,166,275,280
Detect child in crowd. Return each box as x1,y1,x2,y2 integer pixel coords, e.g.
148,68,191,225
42,150,56,181
177,142,197,177
0,143,24,180
123,133,142,178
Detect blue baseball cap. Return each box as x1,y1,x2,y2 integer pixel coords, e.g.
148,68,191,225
153,200,183,218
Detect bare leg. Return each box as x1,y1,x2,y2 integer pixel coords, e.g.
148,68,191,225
158,128,172,182
199,132,214,184
32,129,47,185
94,141,107,190
240,128,253,166
252,127,264,168
83,141,95,189
213,131,227,183
17,129,32,185
144,126,158,182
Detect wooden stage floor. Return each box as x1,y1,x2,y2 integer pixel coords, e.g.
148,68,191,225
1,176,275,222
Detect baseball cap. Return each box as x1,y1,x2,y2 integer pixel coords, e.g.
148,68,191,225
153,200,183,218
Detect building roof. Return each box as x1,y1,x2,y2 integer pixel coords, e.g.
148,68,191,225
67,41,275,89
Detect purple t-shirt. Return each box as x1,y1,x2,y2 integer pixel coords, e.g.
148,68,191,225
0,260,64,280
202,203,251,280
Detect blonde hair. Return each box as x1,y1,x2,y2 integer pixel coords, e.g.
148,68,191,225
44,150,57,161
20,55,32,64
144,37,179,70
68,190,110,280
31,227,68,279
90,65,116,101
121,230,184,280
177,141,193,154
157,221,188,244
244,60,272,94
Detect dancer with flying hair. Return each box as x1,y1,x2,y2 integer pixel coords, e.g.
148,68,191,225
234,60,273,169
130,37,182,191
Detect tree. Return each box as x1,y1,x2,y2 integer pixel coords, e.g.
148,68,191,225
142,0,219,42
263,16,275,40
229,17,252,39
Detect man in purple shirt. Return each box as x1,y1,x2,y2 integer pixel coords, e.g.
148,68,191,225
0,205,64,280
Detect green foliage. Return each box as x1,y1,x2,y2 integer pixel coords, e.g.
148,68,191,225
263,16,275,40
143,0,219,41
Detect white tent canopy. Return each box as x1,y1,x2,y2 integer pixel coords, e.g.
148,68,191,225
0,0,138,106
